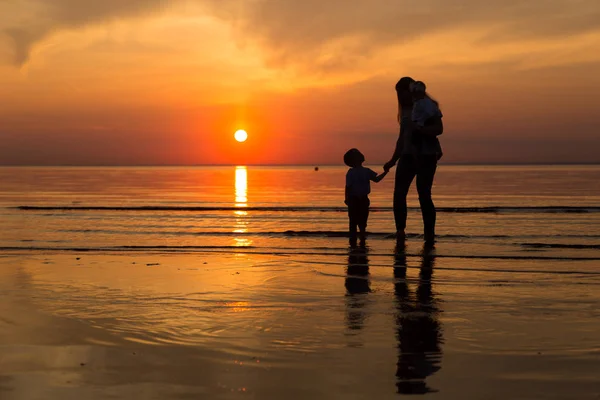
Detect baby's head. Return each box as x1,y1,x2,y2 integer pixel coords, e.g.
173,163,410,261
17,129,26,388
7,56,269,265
344,148,365,168
410,81,427,99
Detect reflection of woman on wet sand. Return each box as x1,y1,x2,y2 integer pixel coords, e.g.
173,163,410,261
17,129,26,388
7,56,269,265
393,244,443,394
342,244,442,395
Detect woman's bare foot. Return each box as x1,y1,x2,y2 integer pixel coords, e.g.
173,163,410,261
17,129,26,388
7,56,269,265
424,232,435,246
385,231,406,240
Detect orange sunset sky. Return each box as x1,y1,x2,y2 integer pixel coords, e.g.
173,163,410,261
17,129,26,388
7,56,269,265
1,0,599,165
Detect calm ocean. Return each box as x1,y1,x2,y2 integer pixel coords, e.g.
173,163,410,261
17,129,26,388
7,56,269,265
1,165,599,260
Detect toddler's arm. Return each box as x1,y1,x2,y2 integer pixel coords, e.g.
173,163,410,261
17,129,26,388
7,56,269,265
372,170,388,183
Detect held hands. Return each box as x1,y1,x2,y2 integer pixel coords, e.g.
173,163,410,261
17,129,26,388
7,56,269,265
383,160,396,172
373,169,389,183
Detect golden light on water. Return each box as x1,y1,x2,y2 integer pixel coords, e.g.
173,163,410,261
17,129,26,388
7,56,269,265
235,166,248,206
225,301,251,313
234,129,248,143
234,166,252,247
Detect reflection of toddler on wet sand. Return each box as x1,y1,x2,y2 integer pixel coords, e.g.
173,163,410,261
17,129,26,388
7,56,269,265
344,148,388,246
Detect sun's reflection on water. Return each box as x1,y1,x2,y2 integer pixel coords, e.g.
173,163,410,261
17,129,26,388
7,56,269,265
225,301,252,313
235,166,248,207
234,166,252,247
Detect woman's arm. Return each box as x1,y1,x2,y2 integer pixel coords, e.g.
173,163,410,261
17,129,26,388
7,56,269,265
420,118,443,137
384,134,403,171
385,111,406,171
387,93,411,171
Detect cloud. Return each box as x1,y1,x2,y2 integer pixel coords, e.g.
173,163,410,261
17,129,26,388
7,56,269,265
204,0,600,72
3,0,600,69
1,0,170,65
3,27,36,65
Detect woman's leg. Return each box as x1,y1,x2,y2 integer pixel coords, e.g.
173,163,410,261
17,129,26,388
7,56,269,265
415,155,437,243
394,157,417,236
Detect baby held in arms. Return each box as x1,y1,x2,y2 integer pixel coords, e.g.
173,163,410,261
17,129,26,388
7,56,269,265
410,80,443,159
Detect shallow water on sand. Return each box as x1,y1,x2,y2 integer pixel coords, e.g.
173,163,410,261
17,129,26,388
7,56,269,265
1,166,599,399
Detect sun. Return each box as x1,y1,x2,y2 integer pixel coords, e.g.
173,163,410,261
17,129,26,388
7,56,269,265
234,129,248,143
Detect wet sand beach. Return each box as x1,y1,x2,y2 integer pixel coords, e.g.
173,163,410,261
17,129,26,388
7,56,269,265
1,245,599,399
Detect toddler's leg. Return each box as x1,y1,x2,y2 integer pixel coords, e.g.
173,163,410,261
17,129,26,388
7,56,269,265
348,200,358,246
358,198,370,244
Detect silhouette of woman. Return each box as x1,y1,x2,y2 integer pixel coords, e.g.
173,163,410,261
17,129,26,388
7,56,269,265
393,243,443,394
384,77,443,244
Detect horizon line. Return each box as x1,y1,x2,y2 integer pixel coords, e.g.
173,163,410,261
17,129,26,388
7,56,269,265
1,162,599,168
